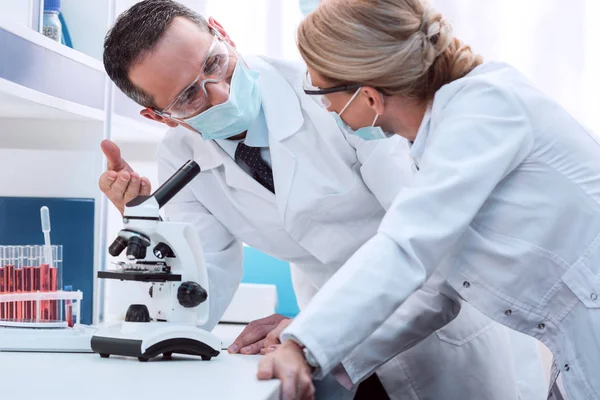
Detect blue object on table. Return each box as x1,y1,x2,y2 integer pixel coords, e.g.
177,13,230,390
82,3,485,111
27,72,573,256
241,247,300,318
0,197,95,324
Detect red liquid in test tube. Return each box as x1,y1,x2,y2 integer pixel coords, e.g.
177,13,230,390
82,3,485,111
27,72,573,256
6,265,14,320
0,266,4,320
21,248,31,321
15,268,23,321
50,267,57,321
34,265,40,321
24,266,33,321
66,302,73,327
40,263,50,321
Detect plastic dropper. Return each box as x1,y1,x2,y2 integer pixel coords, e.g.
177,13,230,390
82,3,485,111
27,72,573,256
40,206,53,268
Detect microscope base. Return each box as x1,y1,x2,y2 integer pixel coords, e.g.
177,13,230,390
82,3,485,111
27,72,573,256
91,321,221,362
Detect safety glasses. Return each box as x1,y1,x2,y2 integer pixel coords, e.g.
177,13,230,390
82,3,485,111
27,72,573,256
154,31,232,120
302,71,361,109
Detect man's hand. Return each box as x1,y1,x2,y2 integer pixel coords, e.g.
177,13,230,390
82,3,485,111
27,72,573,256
228,314,290,355
260,318,293,354
98,139,152,215
257,340,315,400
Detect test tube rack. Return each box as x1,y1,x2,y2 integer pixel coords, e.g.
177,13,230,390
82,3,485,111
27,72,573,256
0,245,71,326
0,245,94,353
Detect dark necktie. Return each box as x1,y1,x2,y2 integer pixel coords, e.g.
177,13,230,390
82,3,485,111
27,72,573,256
234,142,275,194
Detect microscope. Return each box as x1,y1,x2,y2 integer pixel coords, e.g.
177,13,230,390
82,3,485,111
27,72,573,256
91,160,221,362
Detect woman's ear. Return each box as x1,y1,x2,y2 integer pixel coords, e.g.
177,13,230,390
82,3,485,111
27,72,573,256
361,87,385,115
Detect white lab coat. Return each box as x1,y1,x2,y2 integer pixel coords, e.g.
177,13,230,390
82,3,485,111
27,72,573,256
157,56,547,399
282,61,600,400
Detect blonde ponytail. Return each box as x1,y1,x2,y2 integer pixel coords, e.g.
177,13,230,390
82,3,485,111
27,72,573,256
297,0,483,100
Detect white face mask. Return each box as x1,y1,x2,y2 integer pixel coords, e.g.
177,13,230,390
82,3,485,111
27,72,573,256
334,88,395,141
183,59,262,140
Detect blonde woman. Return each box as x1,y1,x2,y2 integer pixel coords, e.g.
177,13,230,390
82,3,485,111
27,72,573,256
257,0,600,399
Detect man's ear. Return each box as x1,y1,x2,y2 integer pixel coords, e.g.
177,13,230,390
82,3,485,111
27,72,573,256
140,108,179,128
208,17,236,48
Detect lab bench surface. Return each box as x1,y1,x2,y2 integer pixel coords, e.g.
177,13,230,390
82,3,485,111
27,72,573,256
0,351,280,400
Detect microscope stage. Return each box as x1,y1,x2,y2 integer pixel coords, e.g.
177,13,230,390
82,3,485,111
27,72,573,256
98,271,182,282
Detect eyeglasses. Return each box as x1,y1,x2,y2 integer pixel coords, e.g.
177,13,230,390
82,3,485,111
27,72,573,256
154,31,232,120
302,71,361,108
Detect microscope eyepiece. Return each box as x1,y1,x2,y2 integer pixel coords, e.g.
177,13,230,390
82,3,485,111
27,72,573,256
152,160,201,209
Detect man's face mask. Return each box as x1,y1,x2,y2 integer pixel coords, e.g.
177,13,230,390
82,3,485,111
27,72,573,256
154,31,262,140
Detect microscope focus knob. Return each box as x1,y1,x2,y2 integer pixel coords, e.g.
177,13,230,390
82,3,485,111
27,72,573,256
153,242,174,259
125,304,151,322
177,282,208,308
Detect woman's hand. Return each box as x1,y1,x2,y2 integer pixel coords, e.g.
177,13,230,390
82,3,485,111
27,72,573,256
257,340,315,400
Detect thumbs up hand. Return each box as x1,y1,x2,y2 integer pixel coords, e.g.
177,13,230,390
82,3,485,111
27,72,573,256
98,139,152,215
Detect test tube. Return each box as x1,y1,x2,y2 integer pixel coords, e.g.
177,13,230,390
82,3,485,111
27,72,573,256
23,246,33,321
24,246,31,321
6,247,15,320
15,246,23,322
40,245,51,321
64,284,73,327
0,246,5,320
32,246,42,322
50,245,62,321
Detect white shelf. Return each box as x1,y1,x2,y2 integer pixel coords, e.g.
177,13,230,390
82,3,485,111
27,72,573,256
0,17,104,72
0,17,167,143
0,17,106,124
0,77,104,122
0,77,168,142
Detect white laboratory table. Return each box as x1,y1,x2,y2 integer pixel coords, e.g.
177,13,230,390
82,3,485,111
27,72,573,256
0,324,280,400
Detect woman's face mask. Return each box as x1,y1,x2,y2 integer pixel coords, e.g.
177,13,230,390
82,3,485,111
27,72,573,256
333,88,395,141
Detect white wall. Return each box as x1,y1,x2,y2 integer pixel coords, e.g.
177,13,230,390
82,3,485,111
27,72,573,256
0,0,34,27
203,0,303,59
59,0,109,61
0,119,103,196
431,0,599,134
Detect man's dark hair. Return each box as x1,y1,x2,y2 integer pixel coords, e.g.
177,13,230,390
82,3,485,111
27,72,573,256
103,0,209,108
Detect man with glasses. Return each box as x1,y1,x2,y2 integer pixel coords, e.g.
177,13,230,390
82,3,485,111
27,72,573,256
99,1,546,399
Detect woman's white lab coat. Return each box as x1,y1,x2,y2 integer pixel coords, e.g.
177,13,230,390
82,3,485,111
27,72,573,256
158,56,547,399
282,61,600,400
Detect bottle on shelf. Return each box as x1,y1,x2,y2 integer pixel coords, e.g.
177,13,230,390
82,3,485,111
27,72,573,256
42,0,62,43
